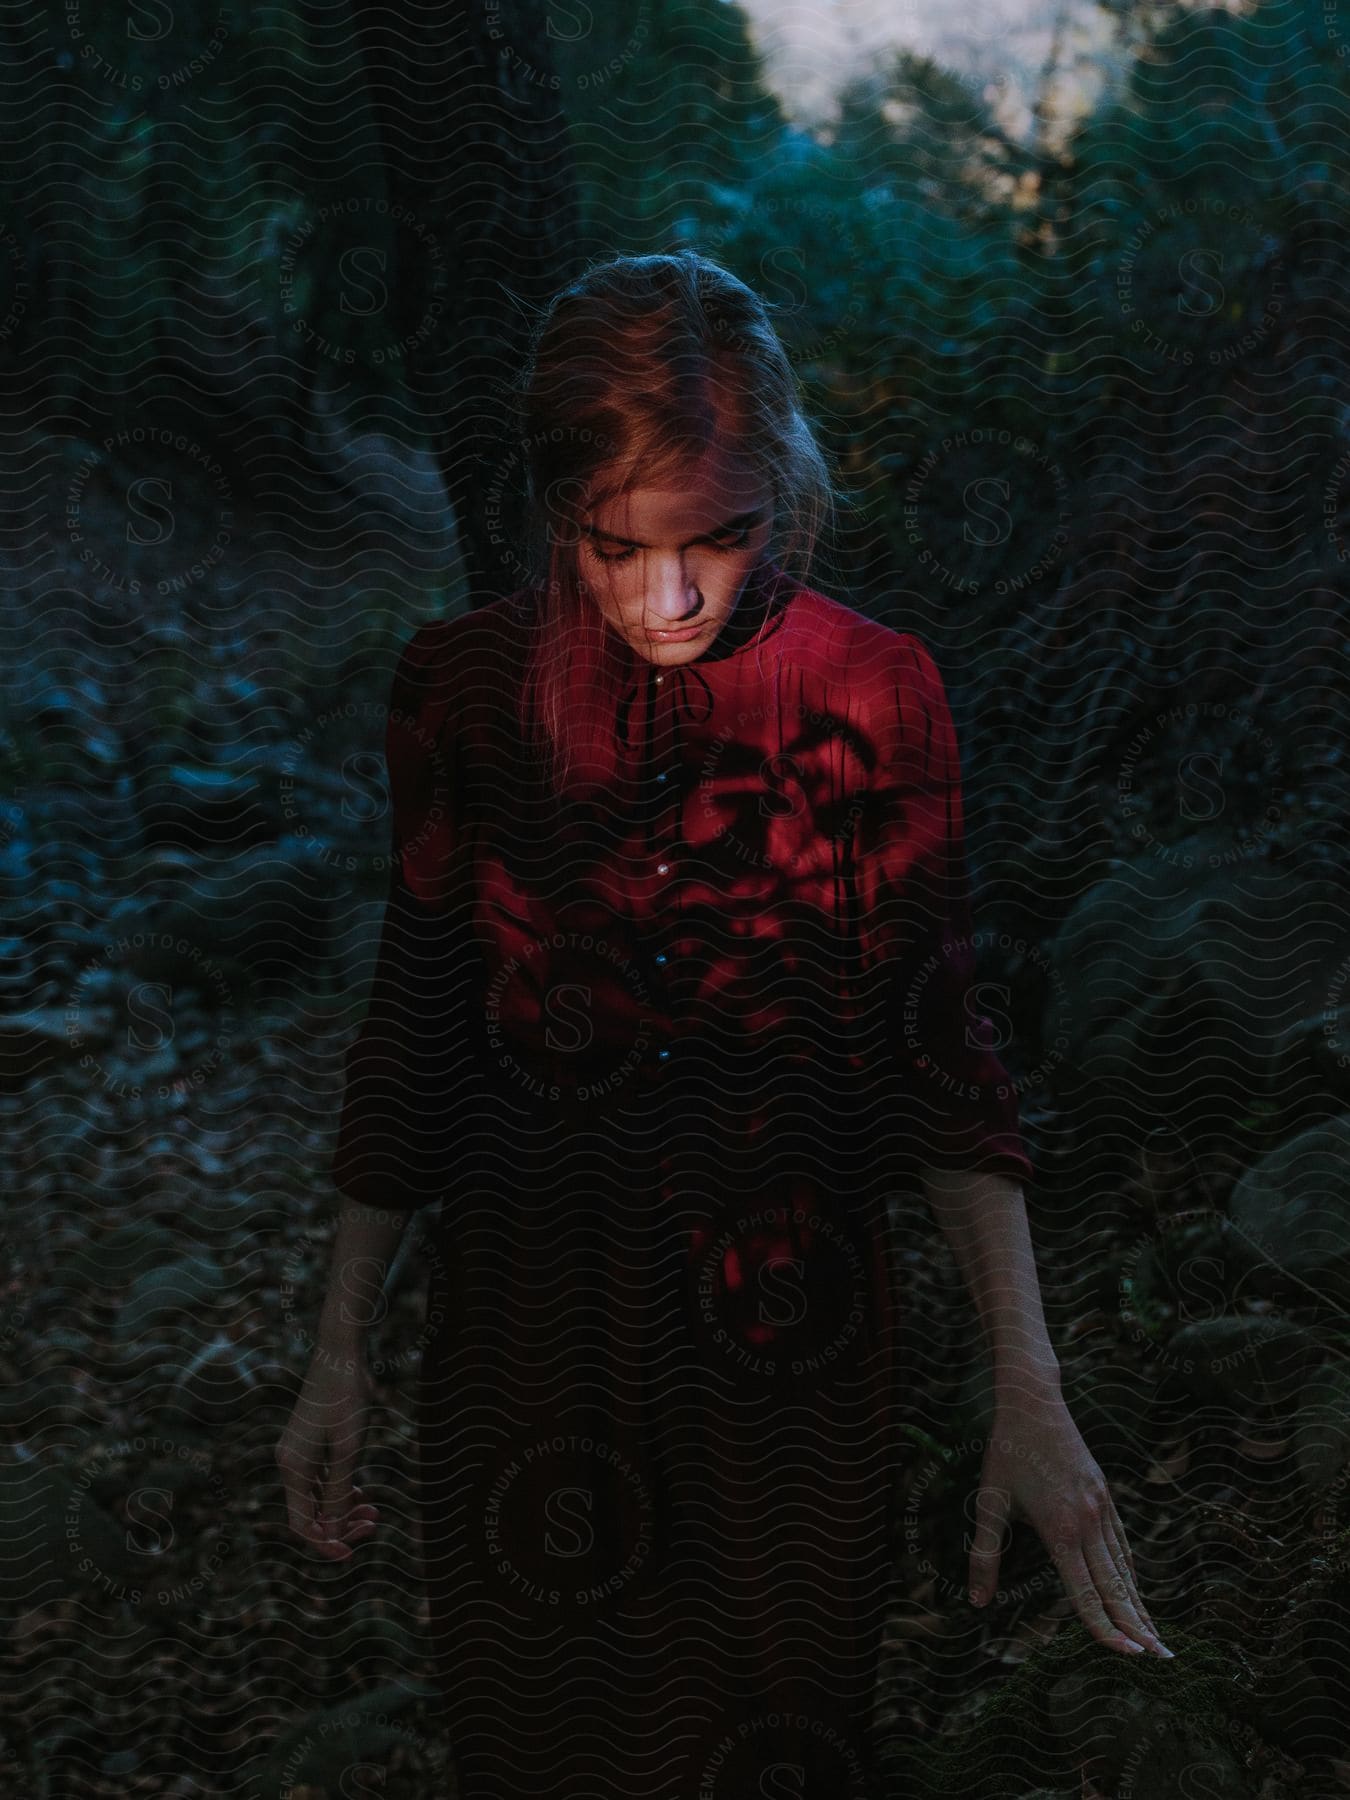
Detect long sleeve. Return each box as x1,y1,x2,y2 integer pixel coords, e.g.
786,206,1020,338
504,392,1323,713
329,621,489,1214
852,631,1034,1185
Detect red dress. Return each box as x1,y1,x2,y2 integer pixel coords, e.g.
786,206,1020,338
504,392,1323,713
332,558,1033,1800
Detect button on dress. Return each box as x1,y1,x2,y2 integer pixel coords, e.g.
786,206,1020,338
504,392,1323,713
331,558,1033,1800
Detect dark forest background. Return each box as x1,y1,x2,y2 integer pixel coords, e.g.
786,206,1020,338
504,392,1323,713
1,0,1349,1793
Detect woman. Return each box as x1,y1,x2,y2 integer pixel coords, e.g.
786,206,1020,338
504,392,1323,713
279,251,1167,1800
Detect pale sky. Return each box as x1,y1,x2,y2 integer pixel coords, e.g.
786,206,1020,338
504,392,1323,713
736,0,1132,150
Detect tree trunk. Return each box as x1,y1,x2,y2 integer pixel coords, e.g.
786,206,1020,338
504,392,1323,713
350,0,583,606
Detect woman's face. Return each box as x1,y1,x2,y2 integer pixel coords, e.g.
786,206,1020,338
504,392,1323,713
577,446,775,665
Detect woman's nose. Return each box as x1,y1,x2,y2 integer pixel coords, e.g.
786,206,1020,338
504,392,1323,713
647,570,702,626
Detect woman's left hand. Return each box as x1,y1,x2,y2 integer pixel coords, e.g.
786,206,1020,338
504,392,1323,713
968,1393,1174,1659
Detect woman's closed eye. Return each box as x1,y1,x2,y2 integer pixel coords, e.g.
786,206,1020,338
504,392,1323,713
587,527,751,565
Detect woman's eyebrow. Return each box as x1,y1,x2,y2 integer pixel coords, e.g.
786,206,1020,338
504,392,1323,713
585,504,769,549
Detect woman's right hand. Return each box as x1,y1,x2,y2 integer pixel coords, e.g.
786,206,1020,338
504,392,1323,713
276,1348,381,1560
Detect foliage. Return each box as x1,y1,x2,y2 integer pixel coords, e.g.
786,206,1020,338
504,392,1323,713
2,0,1350,1792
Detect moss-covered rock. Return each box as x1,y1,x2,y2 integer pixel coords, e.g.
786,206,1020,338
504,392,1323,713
1042,838,1349,1160
1229,1115,1350,1313
884,1623,1255,1799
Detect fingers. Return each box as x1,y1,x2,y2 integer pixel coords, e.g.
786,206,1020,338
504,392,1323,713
312,1484,382,1561
315,1381,376,1550
1077,1530,1173,1658
1105,1497,1138,1582
1053,1541,1143,1655
278,1429,382,1559
320,1429,362,1526
276,1438,321,1544
968,1480,1011,1605
1102,1506,1161,1641
277,1369,382,1560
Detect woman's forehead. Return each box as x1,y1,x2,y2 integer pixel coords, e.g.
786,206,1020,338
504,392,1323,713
588,458,771,533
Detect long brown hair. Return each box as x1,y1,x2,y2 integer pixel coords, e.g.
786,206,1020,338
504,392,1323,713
505,249,841,799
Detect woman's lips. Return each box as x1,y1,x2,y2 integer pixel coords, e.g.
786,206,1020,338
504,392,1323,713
647,623,705,642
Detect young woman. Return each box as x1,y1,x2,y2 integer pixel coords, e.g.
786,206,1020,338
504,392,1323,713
279,250,1166,1800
